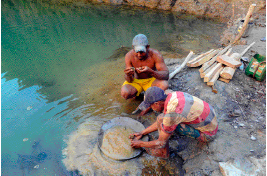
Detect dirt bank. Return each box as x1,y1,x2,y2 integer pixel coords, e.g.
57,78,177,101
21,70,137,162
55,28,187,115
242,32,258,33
45,0,266,22
159,9,266,175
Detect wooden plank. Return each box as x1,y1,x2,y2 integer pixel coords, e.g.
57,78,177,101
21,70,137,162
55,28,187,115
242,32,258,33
217,55,242,68
200,62,217,78
225,48,232,56
199,45,230,72
207,67,224,86
220,67,236,79
218,77,230,83
188,50,219,67
219,42,256,79
204,63,223,82
187,49,214,65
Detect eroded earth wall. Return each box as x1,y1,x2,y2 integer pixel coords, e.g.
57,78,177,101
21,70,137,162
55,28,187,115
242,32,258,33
89,0,266,20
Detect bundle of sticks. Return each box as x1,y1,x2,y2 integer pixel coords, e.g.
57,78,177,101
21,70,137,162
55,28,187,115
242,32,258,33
186,42,255,93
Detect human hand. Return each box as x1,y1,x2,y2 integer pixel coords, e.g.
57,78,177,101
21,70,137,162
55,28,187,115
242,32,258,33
130,139,143,148
124,67,135,76
129,132,143,140
136,66,151,73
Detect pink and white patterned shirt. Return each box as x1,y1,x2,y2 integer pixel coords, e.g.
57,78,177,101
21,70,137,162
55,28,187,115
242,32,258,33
162,91,218,136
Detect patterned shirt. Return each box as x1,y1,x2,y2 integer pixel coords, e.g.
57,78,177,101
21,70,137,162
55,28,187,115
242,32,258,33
162,91,218,136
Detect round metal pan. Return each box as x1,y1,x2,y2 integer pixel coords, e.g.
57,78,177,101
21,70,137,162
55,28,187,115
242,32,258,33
97,117,148,160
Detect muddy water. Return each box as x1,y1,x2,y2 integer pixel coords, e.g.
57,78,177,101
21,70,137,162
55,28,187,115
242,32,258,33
1,0,225,175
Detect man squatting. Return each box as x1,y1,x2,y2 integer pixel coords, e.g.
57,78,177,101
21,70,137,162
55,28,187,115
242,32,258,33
121,34,169,116
130,87,218,158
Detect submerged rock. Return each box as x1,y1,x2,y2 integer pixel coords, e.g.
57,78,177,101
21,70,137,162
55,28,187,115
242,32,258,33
107,46,131,60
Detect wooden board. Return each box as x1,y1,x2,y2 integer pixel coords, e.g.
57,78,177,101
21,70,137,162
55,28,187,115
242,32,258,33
187,49,214,66
225,48,232,56
220,67,236,79
199,46,230,72
217,55,242,68
200,62,217,78
188,50,219,67
207,67,224,86
230,53,241,61
218,77,230,83
204,63,223,82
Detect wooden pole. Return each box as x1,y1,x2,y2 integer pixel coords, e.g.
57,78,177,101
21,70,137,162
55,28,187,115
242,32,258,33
169,51,194,80
232,4,256,44
240,42,255,56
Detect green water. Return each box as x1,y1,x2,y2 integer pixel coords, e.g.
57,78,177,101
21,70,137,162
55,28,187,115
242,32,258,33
1,0,225,175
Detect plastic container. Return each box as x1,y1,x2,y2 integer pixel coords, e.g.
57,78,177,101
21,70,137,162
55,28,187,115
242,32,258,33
245,54,266,81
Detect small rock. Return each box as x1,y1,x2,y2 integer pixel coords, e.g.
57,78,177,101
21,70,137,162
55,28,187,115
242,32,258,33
239,123,245,127
251,135,257,141
234,126,238,129
250,150,254,152
233,109,242,116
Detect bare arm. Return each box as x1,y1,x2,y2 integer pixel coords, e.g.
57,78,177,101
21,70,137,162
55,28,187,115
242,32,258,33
150,54,169,80
131,128,171,149
129,120,158,140
130,114,172,149
124,52,134,83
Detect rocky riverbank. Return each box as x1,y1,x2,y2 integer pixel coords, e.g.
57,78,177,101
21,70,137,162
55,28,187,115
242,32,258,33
161,9,266,175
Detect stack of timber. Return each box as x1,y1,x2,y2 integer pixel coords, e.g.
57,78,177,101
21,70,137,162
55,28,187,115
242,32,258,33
187,43,255,92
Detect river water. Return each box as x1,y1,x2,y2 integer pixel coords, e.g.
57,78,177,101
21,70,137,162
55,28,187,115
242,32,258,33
1,0,225,175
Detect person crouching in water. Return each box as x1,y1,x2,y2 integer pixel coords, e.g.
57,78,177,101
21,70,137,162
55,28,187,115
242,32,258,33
129,87,218,158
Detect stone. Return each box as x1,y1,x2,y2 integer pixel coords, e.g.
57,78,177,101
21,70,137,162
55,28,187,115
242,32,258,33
238,123,245,127
157,0,172,10
250,135,257,141
219,156,266,176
